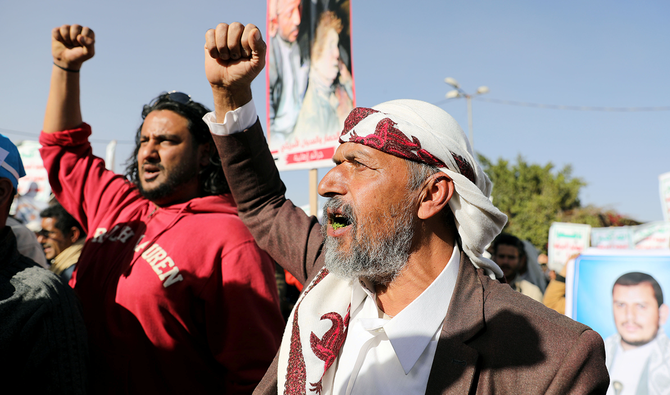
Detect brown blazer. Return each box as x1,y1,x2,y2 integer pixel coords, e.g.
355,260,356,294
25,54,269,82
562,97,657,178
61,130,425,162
212,120,609,394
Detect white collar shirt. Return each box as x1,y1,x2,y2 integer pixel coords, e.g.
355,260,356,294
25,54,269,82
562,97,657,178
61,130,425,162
327,244,461,395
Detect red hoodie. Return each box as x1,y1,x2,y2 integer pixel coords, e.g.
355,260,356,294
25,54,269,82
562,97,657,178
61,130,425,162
40,124,284,394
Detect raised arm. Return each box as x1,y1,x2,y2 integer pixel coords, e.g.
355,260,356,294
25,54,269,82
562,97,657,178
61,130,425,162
203,23,325,285
43,24,95,133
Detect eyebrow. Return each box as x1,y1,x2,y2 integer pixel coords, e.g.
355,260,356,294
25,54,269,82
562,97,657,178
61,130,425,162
140,132,182,140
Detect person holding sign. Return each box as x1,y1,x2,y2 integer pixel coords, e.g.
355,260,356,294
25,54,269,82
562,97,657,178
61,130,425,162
203,22,609,394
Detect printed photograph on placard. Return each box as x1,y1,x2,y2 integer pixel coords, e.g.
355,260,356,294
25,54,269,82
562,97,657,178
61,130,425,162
267,0,354,171
567,250,670,394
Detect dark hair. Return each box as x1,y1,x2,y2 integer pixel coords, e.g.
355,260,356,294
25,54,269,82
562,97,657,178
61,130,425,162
614,272,664,307
123,92,229,196
491,233,526,260
40,201,85,239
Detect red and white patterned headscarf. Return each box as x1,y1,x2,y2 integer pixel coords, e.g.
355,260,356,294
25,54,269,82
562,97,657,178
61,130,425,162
339,99,507,278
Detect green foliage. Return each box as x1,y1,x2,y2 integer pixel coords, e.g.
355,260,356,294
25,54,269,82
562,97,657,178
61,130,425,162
478,154,586,253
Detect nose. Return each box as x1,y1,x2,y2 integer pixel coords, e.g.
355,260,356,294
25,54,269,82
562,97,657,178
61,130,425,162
290,8,301,25
139,139,159,163
625,305,635,322
318,166,346,198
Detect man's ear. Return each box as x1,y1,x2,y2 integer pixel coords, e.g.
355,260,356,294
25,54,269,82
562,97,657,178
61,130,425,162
659,304,669,326
198,142,213,169
68,226,81,244
417,173,454,220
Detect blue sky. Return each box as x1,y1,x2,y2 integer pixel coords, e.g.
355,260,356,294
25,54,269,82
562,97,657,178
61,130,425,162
1,0,668,224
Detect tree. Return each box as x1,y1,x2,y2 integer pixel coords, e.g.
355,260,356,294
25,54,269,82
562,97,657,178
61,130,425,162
478,155,641,253
478,154,585,253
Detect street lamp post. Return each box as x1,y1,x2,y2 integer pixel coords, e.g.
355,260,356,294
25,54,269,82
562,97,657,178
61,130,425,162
445,77,489,149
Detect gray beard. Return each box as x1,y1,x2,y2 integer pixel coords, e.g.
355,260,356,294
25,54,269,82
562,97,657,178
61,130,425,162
321,196,416,285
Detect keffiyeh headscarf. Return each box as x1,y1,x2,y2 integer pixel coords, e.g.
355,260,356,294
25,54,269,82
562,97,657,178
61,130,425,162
339,99,507,278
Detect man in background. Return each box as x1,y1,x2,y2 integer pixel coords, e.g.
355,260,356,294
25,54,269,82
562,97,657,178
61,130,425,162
38,200,85,282
492,233,543,302
605,272,670,395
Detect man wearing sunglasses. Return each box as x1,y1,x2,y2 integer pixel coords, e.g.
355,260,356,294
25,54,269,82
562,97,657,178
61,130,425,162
37,201,86,282
39,24,284,394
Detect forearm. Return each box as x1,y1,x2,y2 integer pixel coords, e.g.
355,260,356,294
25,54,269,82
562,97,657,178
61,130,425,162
43,65,83,133
211,124,324,284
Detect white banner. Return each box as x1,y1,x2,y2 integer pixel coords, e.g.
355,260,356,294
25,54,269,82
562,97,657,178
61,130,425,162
548,222,591,272
660,172,670,222
591,226,633,249
16,140,50,203
632,221,670,249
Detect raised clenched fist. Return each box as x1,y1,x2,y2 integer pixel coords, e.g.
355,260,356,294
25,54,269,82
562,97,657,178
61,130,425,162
52,24,95,71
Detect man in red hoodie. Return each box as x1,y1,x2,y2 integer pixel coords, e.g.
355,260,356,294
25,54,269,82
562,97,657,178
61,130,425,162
40,24,284,394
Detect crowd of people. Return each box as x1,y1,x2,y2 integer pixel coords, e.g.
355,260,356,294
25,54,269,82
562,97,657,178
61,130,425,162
4,18,664,395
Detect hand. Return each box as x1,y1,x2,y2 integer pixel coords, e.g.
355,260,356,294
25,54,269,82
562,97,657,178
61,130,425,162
204,22,265,100
52,24,95,70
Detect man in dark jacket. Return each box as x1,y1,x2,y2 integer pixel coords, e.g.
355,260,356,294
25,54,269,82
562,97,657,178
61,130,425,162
0,134,88,394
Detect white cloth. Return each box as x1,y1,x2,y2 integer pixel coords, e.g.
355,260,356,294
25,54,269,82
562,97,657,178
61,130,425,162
605,331,670,395
607,340,653,395
339,100,508,278
7,216,48,268
511,278,544,303
204,100,257,136
330,244,460,395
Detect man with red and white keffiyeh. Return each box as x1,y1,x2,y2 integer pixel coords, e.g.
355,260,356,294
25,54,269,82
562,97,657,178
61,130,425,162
203,22,610,395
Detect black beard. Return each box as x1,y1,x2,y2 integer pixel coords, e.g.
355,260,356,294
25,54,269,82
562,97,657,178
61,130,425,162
137,161,199,204
321,195,416,285
621,333,657,348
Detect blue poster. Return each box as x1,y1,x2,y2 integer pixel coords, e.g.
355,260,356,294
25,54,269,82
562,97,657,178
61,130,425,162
567,249,670,394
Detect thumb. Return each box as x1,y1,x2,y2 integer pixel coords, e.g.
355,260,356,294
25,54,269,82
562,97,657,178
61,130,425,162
249,29,266,66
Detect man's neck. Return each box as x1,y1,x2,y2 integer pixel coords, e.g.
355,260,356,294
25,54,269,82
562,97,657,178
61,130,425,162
375,234,455,317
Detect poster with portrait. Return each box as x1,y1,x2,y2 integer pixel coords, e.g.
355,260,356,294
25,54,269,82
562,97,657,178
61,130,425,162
566,249,670,394
266,0,355,171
